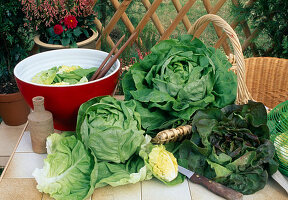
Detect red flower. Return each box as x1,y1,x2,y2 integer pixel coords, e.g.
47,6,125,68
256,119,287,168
64,15,78,29
53,24,63,35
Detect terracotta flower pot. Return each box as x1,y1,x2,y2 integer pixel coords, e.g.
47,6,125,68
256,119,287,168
34,29,98,52
0,92,31,126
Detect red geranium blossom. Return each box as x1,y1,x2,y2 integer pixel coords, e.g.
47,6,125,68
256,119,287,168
64,15,78,29
53,24,63,35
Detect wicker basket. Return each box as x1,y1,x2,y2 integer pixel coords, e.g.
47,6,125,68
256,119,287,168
245,57,288,109
188,15,288,110
187,14,253,105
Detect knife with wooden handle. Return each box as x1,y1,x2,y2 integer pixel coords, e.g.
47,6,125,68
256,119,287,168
178,165,243,200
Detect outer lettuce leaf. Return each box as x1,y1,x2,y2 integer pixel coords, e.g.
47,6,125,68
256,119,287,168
76,96,145,163
95,136,153,188
122,35,237,135
95,156,151,188
178,101,278,194
33,133,97,200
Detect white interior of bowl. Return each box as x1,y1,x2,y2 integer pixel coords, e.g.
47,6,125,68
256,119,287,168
14,49,120,87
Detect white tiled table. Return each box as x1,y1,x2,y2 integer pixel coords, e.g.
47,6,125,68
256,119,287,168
0,129,288,200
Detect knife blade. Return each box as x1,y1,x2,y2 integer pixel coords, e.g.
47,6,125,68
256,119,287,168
178,165,243,200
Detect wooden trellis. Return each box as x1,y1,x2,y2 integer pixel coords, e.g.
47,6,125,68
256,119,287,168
93,0,260,56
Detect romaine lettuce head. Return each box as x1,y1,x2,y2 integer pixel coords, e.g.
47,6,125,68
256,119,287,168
76,96,145,163
33,133,97,200
122,35,237,134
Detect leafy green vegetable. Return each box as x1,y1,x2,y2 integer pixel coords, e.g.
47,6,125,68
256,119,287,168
148,145,178,182
31,65,97,85
31,67,58,85
33,133,98,200
95,136,153,188
139,139,185,185
95,156,150,188
178,101,278,194
76,96,145,163
122,35,237,135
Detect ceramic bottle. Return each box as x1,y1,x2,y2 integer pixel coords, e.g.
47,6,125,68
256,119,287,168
28,96,54,153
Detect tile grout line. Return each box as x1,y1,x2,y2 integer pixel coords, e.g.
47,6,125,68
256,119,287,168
140,181,142,200
186,178,193,200
0,122,28,182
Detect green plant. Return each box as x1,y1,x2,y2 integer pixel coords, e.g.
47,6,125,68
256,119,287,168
233,0,288,58
76,96,145,163
21,0,97,47
178,101,278,194
122,35,237,135
0,0,33,94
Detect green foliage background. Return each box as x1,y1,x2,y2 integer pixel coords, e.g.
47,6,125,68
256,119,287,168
233,0,288,58
0,0,33,83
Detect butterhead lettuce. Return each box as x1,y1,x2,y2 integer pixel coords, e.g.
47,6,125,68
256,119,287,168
76,96,145,163
33,133,98,200
122,35,237,135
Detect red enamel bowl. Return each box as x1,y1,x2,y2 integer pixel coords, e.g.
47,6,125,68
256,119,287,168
14,49,120,131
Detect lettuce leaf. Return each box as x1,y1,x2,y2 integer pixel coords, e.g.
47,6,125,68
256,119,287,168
33,133,98,200
31,67,57,85
31,66,97,85
95,136,153,188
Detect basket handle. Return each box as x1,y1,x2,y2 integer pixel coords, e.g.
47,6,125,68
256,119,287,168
187,14,253,105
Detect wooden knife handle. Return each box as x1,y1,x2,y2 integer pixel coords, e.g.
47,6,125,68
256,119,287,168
190,173,243,200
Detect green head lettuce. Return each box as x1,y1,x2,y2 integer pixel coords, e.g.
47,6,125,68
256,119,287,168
76,96,145,163
122,35,237,134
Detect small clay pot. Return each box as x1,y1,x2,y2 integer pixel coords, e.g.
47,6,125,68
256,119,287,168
0,92,30,126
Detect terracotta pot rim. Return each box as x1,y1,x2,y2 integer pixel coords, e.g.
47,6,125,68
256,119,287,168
0,91,25,103
34,29,98,49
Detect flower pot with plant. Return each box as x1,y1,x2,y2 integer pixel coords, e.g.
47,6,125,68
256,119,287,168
0,0,32,126
21,0,98,51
